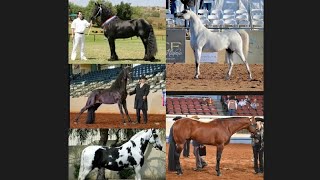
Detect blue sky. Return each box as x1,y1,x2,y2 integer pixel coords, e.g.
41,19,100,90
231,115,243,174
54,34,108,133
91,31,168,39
69,0,165,7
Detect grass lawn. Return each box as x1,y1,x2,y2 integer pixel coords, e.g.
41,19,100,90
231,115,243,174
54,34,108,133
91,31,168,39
68,28,166,64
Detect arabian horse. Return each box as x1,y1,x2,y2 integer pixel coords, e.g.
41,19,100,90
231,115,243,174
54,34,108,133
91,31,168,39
90,2,157,61
172,116,258,176
74,66,132,125
176,10,252,80
77,129,163,180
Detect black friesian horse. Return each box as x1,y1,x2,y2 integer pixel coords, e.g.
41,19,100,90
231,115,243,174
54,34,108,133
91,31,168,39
74,66,133,125
91,2,158,61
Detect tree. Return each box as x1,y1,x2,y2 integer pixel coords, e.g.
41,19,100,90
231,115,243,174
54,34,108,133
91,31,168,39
115,2,133,20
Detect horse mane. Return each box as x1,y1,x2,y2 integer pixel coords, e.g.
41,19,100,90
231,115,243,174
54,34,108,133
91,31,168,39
130,130,148,140
207,117,249,123
109,69,126,90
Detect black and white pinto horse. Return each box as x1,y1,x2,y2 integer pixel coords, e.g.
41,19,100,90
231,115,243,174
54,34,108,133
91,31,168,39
78,129,163,180
176,10,252,80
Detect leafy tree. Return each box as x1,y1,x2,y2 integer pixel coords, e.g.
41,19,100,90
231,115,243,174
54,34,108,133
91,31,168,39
115,2,133,20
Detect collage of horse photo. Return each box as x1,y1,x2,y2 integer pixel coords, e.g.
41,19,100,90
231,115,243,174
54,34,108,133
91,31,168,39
68,0,264,179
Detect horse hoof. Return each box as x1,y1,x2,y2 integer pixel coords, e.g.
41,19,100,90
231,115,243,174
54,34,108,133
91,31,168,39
123,123,127,126
194,76,199,79
73,121,78,124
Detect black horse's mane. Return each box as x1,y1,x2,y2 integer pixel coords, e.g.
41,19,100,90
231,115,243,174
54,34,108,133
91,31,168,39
109,69,126,91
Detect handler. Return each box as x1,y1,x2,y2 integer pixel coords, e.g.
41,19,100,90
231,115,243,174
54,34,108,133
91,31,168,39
129,75,150,124
251,118,264,174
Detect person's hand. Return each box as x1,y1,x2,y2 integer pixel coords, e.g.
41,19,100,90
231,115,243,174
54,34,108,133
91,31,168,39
71,34,74,40
143,96,146,100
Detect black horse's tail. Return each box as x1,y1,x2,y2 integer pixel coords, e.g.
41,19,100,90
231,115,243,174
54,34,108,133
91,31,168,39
85,90,101,124
146,24,158,60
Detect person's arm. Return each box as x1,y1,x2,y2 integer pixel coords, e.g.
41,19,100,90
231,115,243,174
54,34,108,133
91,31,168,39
129,86,137,95
227,101,230,109
86,20,92,28
143,84,150,100
71,20,76,40
235,102,237,110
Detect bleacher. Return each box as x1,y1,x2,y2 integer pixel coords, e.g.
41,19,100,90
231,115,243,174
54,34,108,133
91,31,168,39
70,64,166,98
221,95,264,116
166,0,263,30
166,97,218,115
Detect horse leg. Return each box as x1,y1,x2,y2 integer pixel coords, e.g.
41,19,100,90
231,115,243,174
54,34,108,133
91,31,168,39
86,103,101,124
235,50,253,80
140,37,149,60
96,167,106,180
194,48,202,79
215,144,224,176
134,166,142,180
117,102,126,125
78,164,92,180
108,38,118,60
175,143,185,175
225,52,234,80
122,100,132,122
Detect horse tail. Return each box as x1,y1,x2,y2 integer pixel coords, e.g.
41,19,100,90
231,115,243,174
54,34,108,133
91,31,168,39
147,24,158,59
237,29,249,58
85,91,97,106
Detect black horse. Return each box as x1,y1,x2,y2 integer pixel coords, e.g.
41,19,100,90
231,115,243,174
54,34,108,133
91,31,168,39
74,66,133,125
91,2,158,61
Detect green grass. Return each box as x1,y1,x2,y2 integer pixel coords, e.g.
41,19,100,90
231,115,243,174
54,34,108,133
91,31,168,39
68,34,165,64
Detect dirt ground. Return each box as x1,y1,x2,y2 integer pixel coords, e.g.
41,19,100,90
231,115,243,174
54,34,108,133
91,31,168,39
166,64,264,91
166,144,264,180
70,113,165,129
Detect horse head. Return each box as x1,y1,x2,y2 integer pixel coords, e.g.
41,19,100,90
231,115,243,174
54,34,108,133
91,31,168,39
91,2,103,22
176,9,192,20
148,129,163,151
247,116,258,135
123,66,133,83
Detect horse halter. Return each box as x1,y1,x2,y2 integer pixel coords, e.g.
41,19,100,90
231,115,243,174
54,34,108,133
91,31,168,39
93,6,102,19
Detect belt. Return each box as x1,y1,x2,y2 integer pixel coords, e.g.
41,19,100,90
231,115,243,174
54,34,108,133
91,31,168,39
76,32,84,34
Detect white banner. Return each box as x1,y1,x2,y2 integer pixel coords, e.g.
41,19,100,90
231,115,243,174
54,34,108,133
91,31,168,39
200,52,218,63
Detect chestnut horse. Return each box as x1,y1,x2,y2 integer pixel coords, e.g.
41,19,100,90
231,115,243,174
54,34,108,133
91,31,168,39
172,116,258,176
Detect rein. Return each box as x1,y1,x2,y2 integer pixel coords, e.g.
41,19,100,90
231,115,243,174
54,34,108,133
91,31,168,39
93,6,102,19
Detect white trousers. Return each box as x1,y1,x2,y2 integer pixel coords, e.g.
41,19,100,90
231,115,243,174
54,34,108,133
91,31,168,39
71,33,85,60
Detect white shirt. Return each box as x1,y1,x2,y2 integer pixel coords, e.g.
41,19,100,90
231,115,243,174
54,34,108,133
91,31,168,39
71,18,91,33
238,100,246,106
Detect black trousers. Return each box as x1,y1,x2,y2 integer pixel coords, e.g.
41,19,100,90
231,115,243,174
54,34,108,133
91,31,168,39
136,108,148,123
253,145,264,172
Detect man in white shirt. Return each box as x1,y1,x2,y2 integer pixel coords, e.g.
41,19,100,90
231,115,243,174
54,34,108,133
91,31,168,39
238,99,247,107
70,11,92,61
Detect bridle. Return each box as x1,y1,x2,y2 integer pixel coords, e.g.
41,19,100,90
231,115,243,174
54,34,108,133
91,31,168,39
93,6,102,19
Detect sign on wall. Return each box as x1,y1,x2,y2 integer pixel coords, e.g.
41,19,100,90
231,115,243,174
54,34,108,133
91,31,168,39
166,29,186,63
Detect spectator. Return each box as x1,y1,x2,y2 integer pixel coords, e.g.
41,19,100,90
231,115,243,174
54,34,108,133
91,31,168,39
250,99,259,109
227,96,237,116
238,99,247,107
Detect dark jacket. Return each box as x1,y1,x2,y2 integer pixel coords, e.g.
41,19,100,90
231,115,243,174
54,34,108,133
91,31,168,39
129,83,150,110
